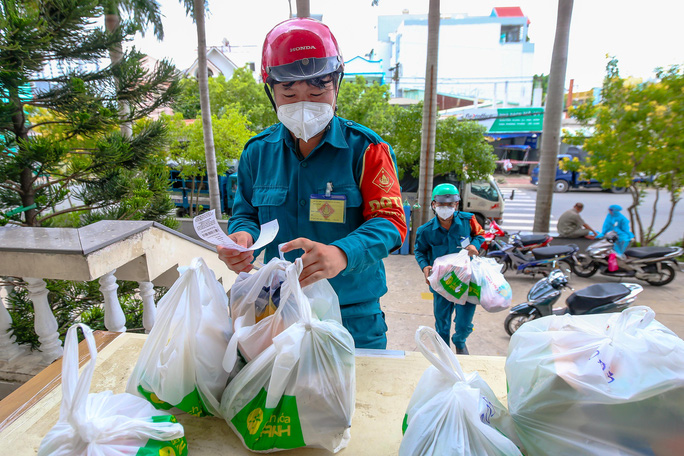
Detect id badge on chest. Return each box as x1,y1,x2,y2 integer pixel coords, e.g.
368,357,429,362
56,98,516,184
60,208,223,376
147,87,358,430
309,194,347,223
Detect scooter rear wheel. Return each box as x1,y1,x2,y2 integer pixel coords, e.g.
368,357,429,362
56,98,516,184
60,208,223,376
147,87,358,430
504,311,539,336
645,264,676,286
495,257,510,274
572,255,599,278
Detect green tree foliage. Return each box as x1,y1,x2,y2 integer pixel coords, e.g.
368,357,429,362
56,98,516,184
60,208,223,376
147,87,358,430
569,58,684,245
165,110,254,215
337,75,392,133
0,0,179,227
171,68,277,132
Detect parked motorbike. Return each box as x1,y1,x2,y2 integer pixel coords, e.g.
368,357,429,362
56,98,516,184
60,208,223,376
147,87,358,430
572,232,683,286
504,269,644,335
487,234,579,278
478,219,506,256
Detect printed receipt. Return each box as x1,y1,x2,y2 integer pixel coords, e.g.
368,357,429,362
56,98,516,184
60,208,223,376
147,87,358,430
192,210,279,252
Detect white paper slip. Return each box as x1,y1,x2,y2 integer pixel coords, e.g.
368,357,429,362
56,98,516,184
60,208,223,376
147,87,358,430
192,210,279,251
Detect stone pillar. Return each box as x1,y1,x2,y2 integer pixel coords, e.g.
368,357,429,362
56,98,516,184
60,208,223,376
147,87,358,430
99,270,126,333
0,293,26,361
139,281,156,333
25,277,63,363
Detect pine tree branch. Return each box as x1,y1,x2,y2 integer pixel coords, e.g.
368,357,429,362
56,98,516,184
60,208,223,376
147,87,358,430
37,203,108,224
27,120,70,130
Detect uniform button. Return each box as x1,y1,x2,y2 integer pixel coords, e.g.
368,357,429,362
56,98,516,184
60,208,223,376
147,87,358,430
346,121,353,126
299,199,306,207
301,162,308,168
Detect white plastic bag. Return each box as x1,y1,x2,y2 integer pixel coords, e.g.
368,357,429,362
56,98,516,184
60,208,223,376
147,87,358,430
400,326,523,456
506,306,684,455
469,257,512,312
428,250,472,304
126,257,233,417
224,254,341,371
38,324,187,456
220,259,355,453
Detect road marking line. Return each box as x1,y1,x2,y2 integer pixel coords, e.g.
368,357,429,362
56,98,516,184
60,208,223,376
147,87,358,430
421,292,433,300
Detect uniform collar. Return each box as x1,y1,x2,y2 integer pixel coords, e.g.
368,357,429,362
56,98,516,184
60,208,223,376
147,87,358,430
261,117,349,150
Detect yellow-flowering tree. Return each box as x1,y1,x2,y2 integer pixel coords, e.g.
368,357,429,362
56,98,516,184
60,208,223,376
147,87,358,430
569,58,683,245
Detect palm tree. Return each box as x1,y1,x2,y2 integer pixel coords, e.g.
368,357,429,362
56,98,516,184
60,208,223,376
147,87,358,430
533,0,574,233
103,0,164,137
415,0,440,228
178,0,221,213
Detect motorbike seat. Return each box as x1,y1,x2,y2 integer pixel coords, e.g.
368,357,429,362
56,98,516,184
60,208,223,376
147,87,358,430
519,234,549,246
566,283,631,315
624,247,677,259
532,245,578,260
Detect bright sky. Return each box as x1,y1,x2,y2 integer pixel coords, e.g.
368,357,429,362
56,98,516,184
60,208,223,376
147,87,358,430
131,0,684,92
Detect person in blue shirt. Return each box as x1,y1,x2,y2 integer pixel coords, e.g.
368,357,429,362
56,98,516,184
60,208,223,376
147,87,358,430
597,204,634,256
414,184,485,355
217,18,407,349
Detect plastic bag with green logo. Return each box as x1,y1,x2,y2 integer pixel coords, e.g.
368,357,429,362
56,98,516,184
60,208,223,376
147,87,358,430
126,257,234,418
428,250,472,304
220,259,355,453
38,323,188,456
469,257,512,312
223,254,342,372
400,326,523,456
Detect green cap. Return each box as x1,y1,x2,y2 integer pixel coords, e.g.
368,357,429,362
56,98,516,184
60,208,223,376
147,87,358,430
432,183,460,203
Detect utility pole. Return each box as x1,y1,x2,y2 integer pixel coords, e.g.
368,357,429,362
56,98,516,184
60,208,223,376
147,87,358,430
296,0,310,18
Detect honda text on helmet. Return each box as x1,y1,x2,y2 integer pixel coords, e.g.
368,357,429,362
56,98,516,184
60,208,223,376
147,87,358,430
261,18,344,142
432,184,461,220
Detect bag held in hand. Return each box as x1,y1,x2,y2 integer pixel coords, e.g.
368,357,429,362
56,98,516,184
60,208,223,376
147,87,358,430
428,251,472,304
221,259,355,453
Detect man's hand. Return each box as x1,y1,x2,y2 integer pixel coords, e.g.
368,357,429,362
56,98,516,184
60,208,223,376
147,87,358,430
217,231,254,274
280,238,348,288
423,266,432,285
465,244,479,257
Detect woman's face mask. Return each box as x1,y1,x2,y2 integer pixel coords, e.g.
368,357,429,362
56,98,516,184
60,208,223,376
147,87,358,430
277,101,334,142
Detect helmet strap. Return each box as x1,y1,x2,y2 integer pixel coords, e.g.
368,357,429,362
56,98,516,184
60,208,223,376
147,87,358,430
264,83,277,113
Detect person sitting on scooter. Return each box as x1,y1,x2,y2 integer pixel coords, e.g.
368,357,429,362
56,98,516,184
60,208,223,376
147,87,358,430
414,184,485,355
597,204,634,257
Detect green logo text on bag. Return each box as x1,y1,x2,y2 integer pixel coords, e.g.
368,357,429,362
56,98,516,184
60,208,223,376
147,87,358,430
138,385,210,417
468,281,482,300
135,416,189,456
231,388,306,451
440,271,468,299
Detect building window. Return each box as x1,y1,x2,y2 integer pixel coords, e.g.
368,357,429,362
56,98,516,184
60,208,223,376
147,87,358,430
500,25,523,43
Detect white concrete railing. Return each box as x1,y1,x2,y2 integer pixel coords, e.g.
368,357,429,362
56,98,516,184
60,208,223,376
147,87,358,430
0,221,236,379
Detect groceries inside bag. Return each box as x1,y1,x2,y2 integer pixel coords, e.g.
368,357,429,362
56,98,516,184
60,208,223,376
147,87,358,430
506,306,684,456
428,250,472,304
400,326,523,456
221,259,356,453
126,257,233,417
468,256,512,312
223,255,341,371
38,324,188,456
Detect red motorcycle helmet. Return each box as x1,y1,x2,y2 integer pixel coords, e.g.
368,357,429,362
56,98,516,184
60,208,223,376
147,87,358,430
261,17,344,83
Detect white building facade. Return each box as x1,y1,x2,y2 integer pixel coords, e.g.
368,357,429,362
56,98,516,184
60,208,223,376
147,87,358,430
376,8,536,107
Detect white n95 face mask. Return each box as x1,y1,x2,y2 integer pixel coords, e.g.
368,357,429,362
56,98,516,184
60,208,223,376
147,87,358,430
435,206,456,220
277,101,334,142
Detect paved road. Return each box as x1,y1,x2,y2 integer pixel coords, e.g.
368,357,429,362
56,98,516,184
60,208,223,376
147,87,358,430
497,178,683,245
382,253,684,357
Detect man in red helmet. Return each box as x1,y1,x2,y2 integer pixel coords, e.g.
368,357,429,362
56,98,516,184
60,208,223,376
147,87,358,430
217,18,407,349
